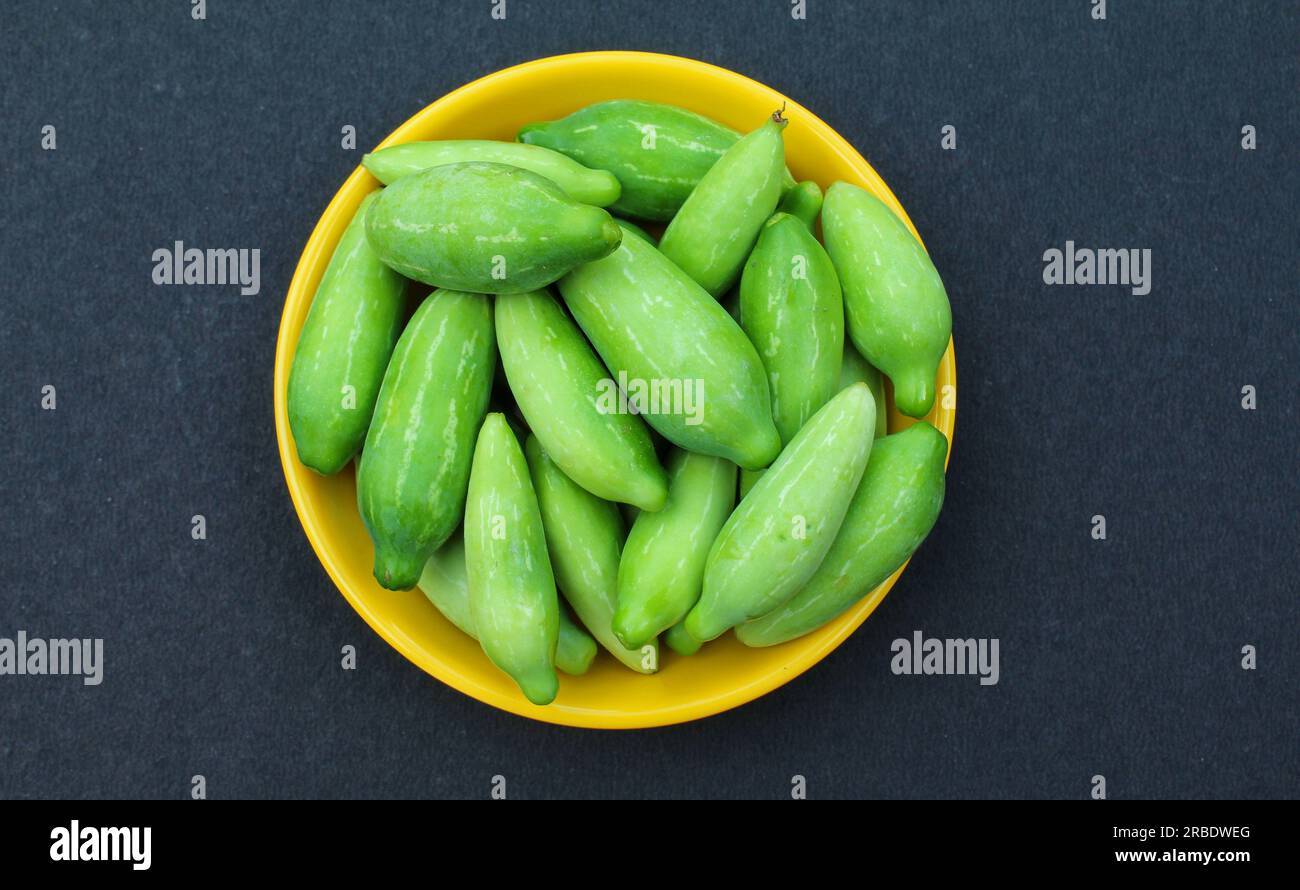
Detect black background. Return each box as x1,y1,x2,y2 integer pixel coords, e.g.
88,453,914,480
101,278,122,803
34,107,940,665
2,1,1296,800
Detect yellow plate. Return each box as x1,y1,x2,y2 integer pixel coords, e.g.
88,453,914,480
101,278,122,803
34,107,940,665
274,51,956,729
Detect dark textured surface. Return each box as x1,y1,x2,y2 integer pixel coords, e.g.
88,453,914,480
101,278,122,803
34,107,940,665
1,0,1296,800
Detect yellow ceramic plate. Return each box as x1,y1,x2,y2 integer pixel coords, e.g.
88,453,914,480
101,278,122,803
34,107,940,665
274,51,956,729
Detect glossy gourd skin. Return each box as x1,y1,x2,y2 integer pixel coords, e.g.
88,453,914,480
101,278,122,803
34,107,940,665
419,533,597,676
659,113,789,298
362,140,621,206
663,621,703,656
776,180,824,231
519,100,796,222
357,289,495,590
838,345,889,439
613,449,736,650
738,422,947,647
822,181,952,418
288,192,406,475
525,436,659,673
735,210,845,499
495,288,668,511
365,162,622,294
739,211,844,445
615,218,657,246
558,223,781,471
686,384,876,642
465,414,560,706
